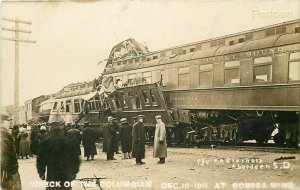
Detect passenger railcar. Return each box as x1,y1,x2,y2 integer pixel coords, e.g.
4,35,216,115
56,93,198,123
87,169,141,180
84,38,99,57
38,98,55,122
47,81,111,137
102,19,300,146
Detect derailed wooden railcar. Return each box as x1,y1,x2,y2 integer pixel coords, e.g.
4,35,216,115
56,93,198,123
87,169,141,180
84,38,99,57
48,85,110,137
102,20,300,147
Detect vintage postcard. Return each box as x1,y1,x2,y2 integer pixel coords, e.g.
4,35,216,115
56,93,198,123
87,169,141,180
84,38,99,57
1,0,300,190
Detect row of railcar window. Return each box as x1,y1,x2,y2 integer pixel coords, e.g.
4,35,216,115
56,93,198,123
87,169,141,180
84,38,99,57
110,24,300,67
51,96,108,113
113,52,300,89
108,86,161,112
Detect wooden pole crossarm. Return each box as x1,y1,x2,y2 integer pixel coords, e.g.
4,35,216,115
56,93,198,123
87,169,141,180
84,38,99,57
2,27,32,33
2,17,32,25
2,37,36,43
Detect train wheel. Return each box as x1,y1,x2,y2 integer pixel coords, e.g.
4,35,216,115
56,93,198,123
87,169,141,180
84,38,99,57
256,137,268,145
145,127,154,142
286,138,298,148
235,129,244,145
167,128,176,147
227,138,236,146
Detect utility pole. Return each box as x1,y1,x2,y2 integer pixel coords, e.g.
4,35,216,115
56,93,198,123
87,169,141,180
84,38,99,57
2,17,36,124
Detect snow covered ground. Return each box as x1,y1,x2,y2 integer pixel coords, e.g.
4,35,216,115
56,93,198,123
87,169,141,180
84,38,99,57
18,145,300,190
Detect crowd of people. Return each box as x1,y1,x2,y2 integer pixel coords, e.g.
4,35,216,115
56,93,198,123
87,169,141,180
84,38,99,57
99,114,167,165
9,123,50,160
1,113,168,189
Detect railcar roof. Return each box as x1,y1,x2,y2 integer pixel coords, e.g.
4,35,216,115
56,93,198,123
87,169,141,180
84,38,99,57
104,32,300,75
56,86,94,99
276,33,300,46
146,19,300,56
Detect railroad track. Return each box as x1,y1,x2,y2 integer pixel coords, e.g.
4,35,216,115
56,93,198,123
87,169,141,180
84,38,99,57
215,145,298,153
146,142,300,153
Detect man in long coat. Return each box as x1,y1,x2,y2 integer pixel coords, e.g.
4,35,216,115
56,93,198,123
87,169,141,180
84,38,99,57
11,125,20,157
1,113,21,190
67,125,81,156
112,118,121,154
30,125,39,156
37,126,49,153
132,115,146,165
36,122,80,190
82,122,97,161
153,115,167,164
103,117,117,160
119,118,132,159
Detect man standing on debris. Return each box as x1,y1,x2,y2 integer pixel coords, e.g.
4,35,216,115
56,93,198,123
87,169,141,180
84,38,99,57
153,115,167,164
82,121,97,161
132,115,146,165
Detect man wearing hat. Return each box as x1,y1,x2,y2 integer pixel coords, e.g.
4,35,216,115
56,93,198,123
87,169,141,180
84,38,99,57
18,127,30,159
37,122,80,189
132,115,146,165
112,118,121,154
29,124,40,156
65,122,72,135
67,124,82,156
82,121,97,161
37,125,49,153
103,116,117,160
132,116,138,124
153,115,167,164
1,113,21,189
11,124,20,157
119,118,133,159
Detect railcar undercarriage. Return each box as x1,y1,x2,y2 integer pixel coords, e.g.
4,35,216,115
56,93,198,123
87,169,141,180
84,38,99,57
162,110,299,148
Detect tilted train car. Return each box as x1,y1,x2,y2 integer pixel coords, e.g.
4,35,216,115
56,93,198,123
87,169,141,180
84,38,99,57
48,84,101,124
47,81,111,137
101,19,300,146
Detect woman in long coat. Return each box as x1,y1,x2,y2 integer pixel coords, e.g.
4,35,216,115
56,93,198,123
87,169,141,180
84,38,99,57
18,128,30,159
119,118,132,159
153,115,167,164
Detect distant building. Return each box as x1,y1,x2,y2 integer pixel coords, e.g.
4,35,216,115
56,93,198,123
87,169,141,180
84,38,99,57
25,95,51,123
1,105,14,118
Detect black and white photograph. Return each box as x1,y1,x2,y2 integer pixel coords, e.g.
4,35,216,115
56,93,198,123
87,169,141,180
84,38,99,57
1,0,300,189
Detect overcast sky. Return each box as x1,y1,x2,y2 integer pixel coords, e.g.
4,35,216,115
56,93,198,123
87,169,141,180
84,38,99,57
1,0,299,107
